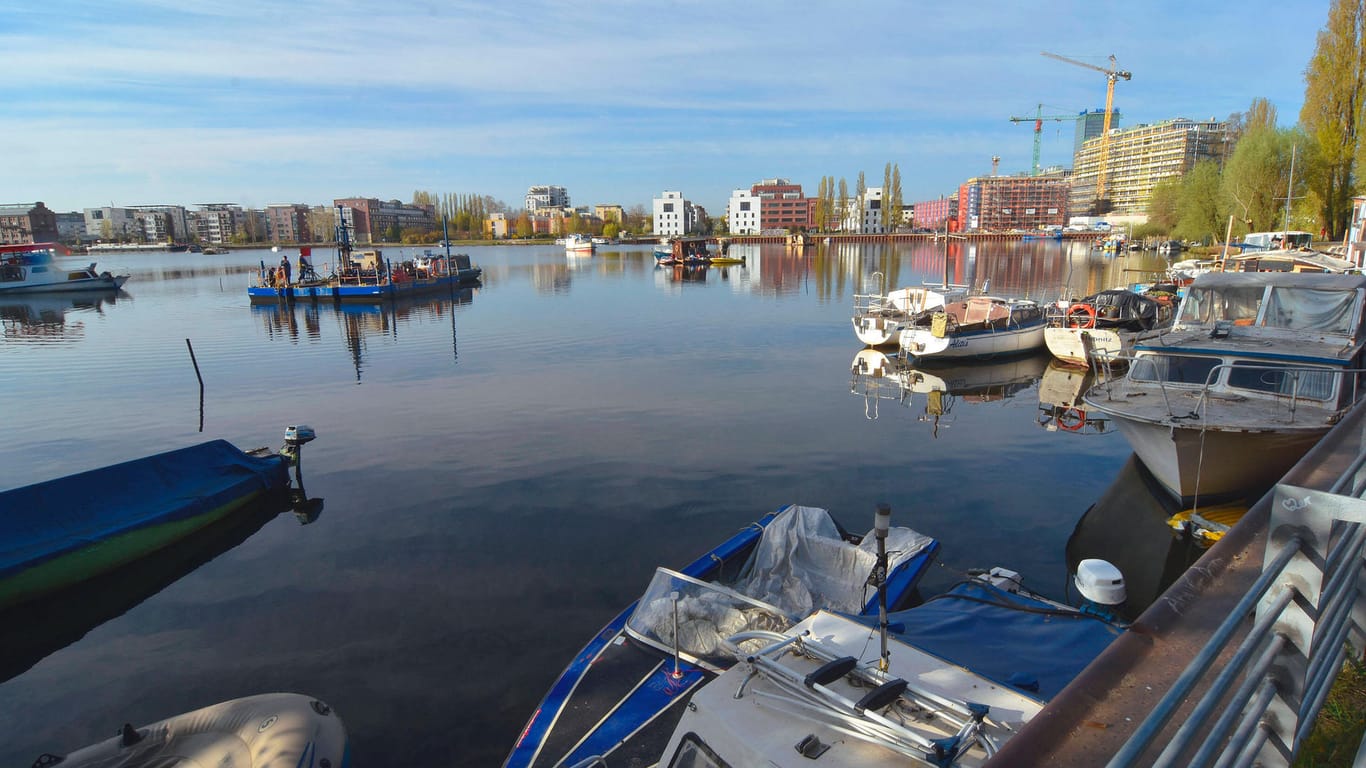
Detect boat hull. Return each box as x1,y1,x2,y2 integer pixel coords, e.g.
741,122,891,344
1044,326,1124,366
853,314,905,347
1096,411,1327,503
0,274,129,294
902,322,1045,359
247,271,480,304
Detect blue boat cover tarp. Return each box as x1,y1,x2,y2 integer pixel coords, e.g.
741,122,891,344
0,440,287,579
857,579,1124,701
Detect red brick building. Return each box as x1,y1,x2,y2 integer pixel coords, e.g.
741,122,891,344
751,179,815,231
0,202,59,245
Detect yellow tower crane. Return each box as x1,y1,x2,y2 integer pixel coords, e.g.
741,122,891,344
1041,52,1131,204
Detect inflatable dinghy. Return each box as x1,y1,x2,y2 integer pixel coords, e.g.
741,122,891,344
32,692,349,768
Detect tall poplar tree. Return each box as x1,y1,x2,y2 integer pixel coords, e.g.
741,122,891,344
1300,0,1366,238
837,178,849,232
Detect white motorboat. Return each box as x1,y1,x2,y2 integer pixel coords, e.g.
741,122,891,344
899,296,1046,359
0,243,129,294
649,566,1126,767
1083,272,1366,503
32,692,348,768
852,273,967,347
1042,289,1174,367
564,233,594,254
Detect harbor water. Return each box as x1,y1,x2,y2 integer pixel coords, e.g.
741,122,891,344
0,239,1178,765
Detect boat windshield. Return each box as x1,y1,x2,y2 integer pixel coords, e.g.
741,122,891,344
1178,285,1265,325
1227,362,1337,401
1131,354,1221,387
625,568,793,670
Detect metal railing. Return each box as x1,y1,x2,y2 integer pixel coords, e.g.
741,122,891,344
985,393,1366,767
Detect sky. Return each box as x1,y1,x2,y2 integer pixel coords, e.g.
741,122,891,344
2,0,1331,216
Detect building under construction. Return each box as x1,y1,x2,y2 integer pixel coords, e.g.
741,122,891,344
956,174,1069,232
1071,117,1230,215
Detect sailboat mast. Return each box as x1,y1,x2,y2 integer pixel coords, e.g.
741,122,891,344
1282,144,1297,235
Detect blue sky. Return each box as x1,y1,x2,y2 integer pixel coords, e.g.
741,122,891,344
3,0,1328,215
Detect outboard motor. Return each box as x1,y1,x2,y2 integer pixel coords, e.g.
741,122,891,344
1074,558,1127,621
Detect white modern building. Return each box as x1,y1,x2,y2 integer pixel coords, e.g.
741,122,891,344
525,185,570,212
83,206,138,241
841,187,884,233
727,189,761,235
653,191,692,236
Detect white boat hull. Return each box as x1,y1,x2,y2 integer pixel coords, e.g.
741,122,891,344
0,274,129,294
902,323,1044,359
1092,407,1327,502
1044,326,1124,366
853,314,904,346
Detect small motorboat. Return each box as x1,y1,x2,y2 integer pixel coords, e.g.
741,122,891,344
0,426,316,610
0,243,129,294
1043,288,1175,367
852,272,967,348
650,565,1126,767
32,692,349,768
899,296,1046,359
505,504,940,768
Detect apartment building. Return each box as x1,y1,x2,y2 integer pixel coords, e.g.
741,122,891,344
0,202,59,245
333,198,436,244
957,175,1069,231
910,196,957,230
1071,117,1230,215
525,185,570,212
727,189,761,234
594,204,624,224
193,204,244,244
83,206,137,242
750,178,814,231
266,204,313,243
842,187,884,233
130,205,190,242
653,191,692,236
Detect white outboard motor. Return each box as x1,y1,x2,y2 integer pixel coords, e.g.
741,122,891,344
1075,559,1126,618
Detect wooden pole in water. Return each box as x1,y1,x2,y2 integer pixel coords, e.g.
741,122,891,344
186,338,204,432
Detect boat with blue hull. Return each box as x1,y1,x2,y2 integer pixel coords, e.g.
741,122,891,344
248,209,480,304
0,434,303,610
505,504,939,768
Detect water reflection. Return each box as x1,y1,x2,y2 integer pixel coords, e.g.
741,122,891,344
251,288,474,381
0,290,130,343
1065,454,1205,621
850,349,1048,432
1036,360,1114,435
0,488,316,684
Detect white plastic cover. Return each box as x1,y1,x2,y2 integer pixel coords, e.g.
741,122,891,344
731,505,934,617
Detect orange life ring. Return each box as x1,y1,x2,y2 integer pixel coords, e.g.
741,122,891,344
1058,408,1086,431
1067,303,1096,329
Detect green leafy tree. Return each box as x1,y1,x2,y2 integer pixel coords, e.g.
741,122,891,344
1145,176,1181,233
516,212,532,238
886,163,903,232
1221,122,1299,234
1300,0,1366,238
837,178,849,231
1174,160,1227,244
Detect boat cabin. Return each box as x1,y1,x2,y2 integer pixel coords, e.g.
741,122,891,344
1241,231,1314,251
671,237,712,260
1129,272,1366,409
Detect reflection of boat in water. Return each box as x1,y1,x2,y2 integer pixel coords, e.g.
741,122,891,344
1036,361,1112,434
0,486,313,684
0,242,130,294
38,693,348,768
505,504,940,768
851,349,1047,425
1065,455,1209,622
0,289,129,340
252,288,475,381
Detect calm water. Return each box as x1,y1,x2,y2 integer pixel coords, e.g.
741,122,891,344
0,240,1174,765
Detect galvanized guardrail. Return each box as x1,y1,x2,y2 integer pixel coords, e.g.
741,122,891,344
989,392,1366,767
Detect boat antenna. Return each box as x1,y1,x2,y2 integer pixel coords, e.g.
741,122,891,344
873,503,892,672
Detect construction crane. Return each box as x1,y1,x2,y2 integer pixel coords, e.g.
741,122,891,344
1008,104,1091,176
1041,52,1131,203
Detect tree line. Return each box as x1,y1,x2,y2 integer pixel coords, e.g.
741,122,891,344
1146,0,1364,244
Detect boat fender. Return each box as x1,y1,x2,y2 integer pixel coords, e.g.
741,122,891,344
1058,408,1086,432
1067,303,1096,329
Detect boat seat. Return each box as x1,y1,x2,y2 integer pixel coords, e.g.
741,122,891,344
855,678,910,713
